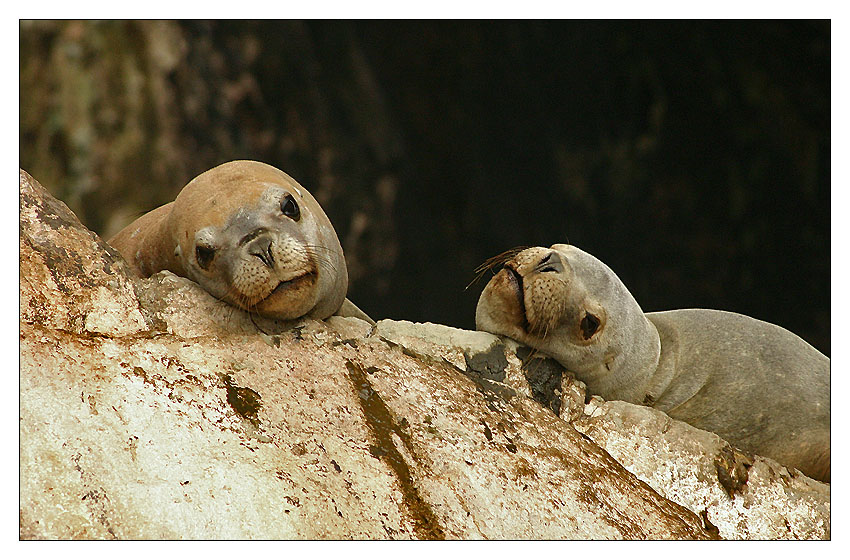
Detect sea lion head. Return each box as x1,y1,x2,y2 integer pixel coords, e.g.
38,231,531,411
168,160,347,320
475,244,660,396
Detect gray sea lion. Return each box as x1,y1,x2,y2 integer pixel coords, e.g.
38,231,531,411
475,244,830,482
109,160,371,323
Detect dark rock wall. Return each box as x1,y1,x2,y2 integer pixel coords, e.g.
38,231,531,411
19,20,830,353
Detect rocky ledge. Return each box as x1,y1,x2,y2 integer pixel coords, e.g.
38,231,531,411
19,169,829,539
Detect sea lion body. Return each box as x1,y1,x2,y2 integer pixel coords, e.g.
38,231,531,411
110,160,369,322
476,244,830,481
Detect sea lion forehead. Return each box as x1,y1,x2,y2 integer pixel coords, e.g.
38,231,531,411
256,182,303,204
549,244,607,280
220,160,311,200
174,163,309,230
550,243,588,264
182,161,298,194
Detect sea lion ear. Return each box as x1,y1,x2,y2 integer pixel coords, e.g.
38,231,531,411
195,244,216,270
191,227,219,271
580,311,601,340
578,302,606,341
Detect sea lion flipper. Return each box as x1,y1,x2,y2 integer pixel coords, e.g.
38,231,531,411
334,298,375,325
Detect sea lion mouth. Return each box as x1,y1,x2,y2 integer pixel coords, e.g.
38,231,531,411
263,271,314,301
503,264,530,332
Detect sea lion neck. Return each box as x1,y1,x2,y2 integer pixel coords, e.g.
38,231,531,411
542,244,662,402
571,311,662,403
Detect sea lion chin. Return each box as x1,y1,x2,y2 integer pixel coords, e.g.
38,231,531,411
109,160,370,323
476,243,830,482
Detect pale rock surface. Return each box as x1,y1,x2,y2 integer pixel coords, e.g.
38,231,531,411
19,169,828,539
379,319,830,540
574,400,830,539
20,169,148,337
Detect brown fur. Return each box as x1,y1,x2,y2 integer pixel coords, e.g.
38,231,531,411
109,160,369,322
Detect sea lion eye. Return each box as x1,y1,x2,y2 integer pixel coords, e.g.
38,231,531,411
537,251,563,274
195,245,216,270
281,194,300,221
580,312,601,340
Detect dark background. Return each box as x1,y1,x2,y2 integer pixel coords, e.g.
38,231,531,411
19,20,831,354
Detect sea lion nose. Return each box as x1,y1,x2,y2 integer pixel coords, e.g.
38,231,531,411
536,251,564,274
245,233,275,269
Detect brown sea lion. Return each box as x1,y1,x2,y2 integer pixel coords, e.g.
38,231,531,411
110,160,370,323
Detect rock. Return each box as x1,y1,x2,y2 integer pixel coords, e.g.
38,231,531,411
325,315,374,340
373,319,573,414
572,399,830,540
136,270,301,338
374,319,503,373
19,169,148,337
19,169,828,539
369,316,831,540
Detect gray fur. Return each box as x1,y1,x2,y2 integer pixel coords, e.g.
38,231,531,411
476,244,830,481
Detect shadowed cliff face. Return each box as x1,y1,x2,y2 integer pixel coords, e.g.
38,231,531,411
20,20,830,354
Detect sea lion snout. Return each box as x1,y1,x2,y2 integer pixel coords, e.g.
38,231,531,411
243,230,275,269
503,265,524,304
504,246,557,277
476,246,577,339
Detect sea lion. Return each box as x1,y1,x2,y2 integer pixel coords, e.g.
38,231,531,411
109,160,371,323
475,244,830,482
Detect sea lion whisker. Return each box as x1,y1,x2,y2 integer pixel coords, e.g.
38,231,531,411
518,346,550,382
518,345,544,368
545,299,567,341
302,243,343,263
301,242,341,255
467,246,531,290
226,286,256,313
202,285,233,307
247,308,277,336
517,348,536,369
473,246,530,275
304,249,337,273
526,352,547,379
465,269,491,291
302,245,340,273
